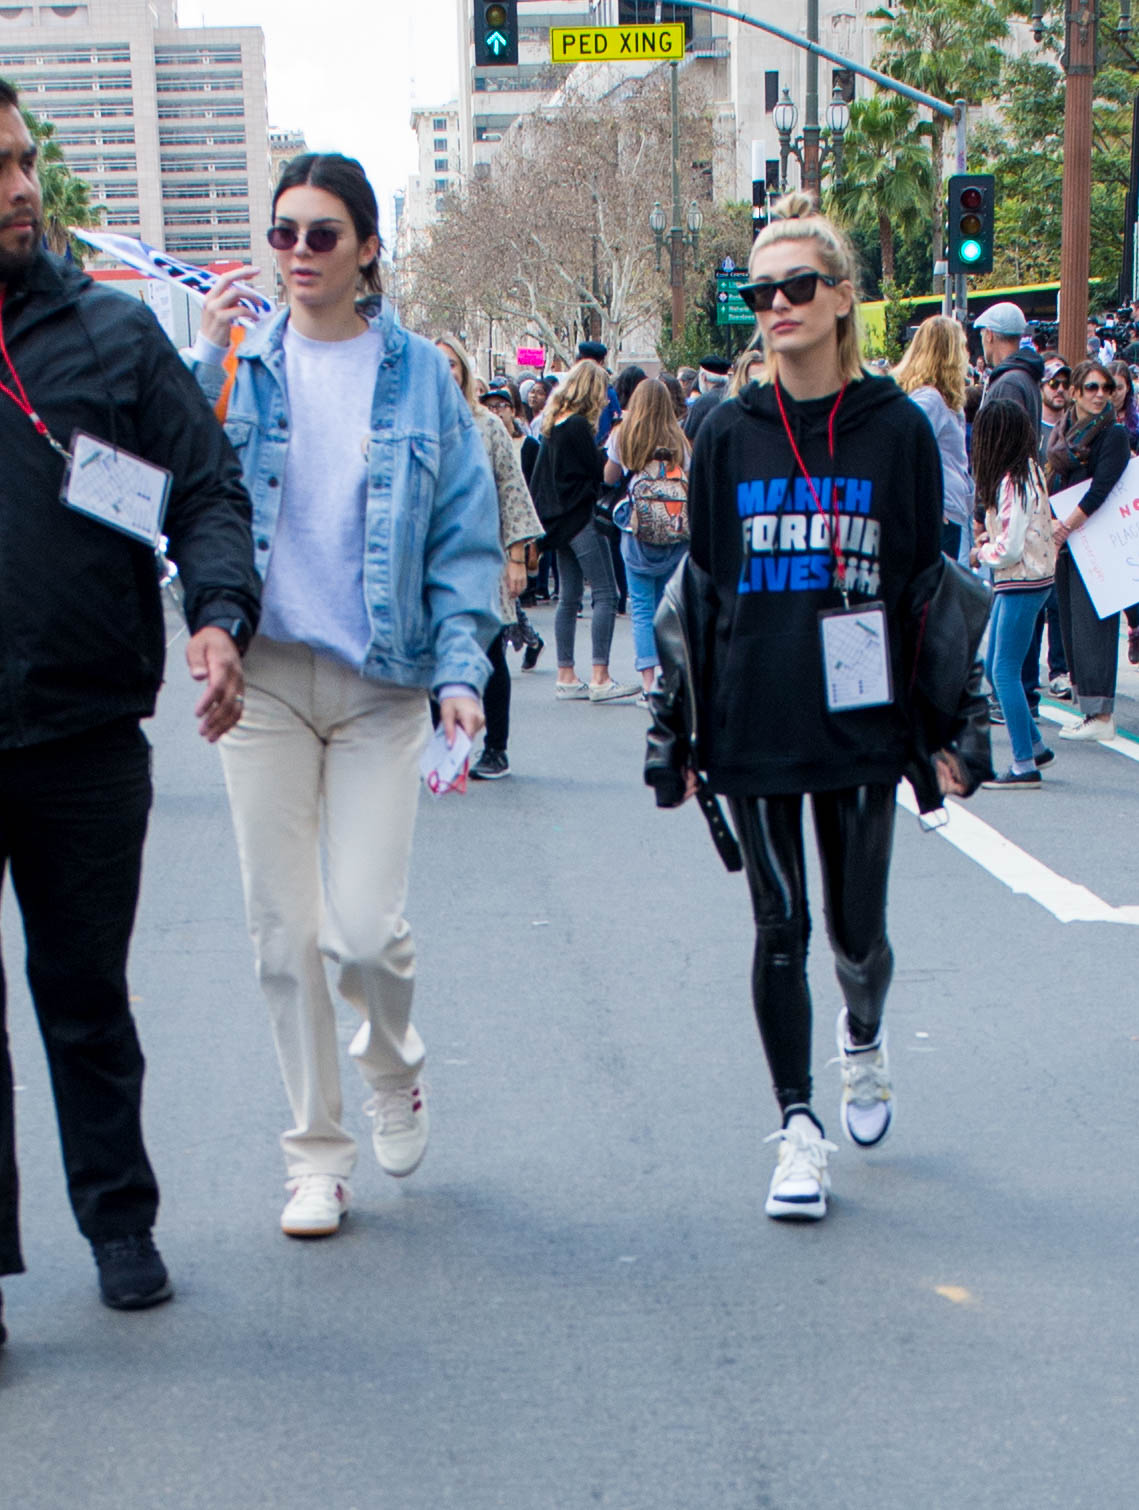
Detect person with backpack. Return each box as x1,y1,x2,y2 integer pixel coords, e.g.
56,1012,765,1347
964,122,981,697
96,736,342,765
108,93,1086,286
970,400,1058,789
643,192,991,1223
603,378,691,699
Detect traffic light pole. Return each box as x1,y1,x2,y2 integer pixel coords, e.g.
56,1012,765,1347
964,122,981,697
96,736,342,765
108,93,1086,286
954,99,968,323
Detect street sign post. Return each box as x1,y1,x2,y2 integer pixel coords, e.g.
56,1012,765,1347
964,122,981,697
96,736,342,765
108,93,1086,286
716,270,753,326
550,24,686,63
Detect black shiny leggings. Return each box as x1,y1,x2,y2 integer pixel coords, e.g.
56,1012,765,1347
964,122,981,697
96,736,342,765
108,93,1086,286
727,785,896,1114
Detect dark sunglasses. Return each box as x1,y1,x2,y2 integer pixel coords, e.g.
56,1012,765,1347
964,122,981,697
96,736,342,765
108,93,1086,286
1081,380,1115,394
267,224,342,253
738,270,839,313
1045,377,1069,390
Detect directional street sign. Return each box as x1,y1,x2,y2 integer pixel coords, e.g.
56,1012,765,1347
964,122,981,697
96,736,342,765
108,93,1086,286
550,24,686,63
716,270,753,326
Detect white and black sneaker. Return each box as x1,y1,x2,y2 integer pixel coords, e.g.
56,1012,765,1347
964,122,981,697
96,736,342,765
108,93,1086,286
764,1109,836,1220
832,1008,893,1147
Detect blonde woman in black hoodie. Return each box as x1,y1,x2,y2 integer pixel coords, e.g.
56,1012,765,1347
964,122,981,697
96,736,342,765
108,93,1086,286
682,193,966,1220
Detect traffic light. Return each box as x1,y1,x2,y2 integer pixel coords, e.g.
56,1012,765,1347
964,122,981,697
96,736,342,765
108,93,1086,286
474,1,518,66
947,173,995,276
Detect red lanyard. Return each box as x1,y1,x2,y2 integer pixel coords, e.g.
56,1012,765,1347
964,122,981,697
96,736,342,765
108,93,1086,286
773,379,848,604
0,289,71,460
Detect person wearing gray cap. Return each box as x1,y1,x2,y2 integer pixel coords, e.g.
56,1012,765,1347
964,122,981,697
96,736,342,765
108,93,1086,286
977,302,1043,433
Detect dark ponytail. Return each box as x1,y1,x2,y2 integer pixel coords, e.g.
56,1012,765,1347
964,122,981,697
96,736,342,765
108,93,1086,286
274,153,383,294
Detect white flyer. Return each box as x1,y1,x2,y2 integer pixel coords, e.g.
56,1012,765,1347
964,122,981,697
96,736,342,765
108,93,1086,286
61,432,172,546
419,725,472,796
1051,458,1139,619
819,603,893,712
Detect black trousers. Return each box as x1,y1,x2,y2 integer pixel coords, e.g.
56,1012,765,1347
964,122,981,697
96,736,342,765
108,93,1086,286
728,785,896,1116
1055,548,1119,715
483,628,511,753
0,718,156,1276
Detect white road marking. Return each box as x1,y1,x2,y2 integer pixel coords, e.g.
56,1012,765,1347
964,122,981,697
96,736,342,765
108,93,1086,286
897,783,1139,926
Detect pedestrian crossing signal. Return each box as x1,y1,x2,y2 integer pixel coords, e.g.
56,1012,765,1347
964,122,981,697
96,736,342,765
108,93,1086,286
475,0,519,66
947,173,994,276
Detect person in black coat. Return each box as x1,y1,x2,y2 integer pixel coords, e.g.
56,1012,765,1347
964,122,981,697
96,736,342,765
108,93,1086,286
1047,358,1131,741
0,82,260,1331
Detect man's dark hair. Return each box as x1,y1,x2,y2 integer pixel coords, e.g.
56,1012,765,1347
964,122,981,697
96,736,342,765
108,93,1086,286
274,152,383,294
0,78,18,109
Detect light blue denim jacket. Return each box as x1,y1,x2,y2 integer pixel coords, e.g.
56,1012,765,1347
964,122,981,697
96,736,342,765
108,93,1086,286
188,297,502,694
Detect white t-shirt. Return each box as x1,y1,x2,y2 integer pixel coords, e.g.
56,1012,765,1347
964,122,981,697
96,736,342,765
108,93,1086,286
258,320,382,666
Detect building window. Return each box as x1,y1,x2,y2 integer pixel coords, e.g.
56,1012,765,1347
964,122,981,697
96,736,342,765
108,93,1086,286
432,116,447,129
765,71,779,113
433,178,448,192
433,157,447,171
433,136,447,151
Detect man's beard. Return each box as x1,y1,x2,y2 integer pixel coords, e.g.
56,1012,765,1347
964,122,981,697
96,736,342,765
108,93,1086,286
0,215,43,281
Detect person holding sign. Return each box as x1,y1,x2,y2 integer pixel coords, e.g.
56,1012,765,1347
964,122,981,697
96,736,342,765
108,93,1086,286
0,81,260,1335
644,192,991,1222
1046,358,1130,742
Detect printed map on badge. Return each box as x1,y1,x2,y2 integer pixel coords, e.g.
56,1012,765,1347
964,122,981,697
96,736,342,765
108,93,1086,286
63,433,171,546
820,605,893,711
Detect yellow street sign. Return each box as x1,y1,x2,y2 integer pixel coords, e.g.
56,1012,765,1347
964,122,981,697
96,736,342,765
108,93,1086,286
550,24,686,64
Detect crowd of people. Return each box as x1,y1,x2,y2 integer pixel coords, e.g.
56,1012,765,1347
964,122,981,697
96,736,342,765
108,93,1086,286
1,66,1135,1351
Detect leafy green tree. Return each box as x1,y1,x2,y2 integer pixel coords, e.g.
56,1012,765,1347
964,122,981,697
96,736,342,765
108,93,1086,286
21,106,102,262
870,0,1010,272
827,94,932,283
973,36,1134,297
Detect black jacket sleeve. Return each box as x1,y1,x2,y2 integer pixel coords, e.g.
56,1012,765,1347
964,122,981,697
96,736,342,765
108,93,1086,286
1080,424,1130,518
132,312,261,637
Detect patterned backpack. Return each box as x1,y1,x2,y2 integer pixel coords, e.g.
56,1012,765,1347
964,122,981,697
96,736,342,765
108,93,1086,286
628,449,689,547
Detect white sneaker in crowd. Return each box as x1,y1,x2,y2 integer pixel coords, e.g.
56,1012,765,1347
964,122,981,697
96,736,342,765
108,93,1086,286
588,680,640,703
832,1008,894,1147
1058,715,1115,742
366,1082,430,1177
763,1112,837,1220
280,1174,350,1238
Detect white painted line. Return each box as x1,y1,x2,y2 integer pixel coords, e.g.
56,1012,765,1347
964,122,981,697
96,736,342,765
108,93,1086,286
1037,703,1139,763
897,783,1139,926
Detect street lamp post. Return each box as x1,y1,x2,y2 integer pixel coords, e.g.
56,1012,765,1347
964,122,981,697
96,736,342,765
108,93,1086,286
773,84,850,193
648,60,704,336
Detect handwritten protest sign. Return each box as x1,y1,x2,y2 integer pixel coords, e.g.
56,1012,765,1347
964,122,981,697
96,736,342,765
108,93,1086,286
1051,456,1139,618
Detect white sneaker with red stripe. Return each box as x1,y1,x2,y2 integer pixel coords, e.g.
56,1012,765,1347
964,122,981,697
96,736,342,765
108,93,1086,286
280,1174,350,1238
365,1082,430,1177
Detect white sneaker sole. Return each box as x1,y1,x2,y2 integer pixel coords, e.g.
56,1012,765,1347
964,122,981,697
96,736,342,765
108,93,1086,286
281,1209,346,1238
765,1187,828,1220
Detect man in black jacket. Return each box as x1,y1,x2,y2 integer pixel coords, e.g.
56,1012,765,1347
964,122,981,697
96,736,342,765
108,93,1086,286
976,302,1043,432
0,82,260,1337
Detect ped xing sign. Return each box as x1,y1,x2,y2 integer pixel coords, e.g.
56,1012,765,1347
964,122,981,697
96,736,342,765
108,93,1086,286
550,24,686,63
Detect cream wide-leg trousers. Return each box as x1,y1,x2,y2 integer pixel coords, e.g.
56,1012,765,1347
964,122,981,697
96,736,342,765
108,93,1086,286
220,637,431,1177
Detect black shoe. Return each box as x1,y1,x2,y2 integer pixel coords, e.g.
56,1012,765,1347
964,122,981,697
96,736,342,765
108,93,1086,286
521,634,544,672
982,768,1042,790
0,1283,6,1347
470,748,509,780
987,697,1005,725
91,1232,173,1311
1034,747,1055,768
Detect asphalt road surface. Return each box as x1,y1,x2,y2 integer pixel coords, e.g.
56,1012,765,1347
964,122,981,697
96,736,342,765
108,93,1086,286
2,605,1137,1509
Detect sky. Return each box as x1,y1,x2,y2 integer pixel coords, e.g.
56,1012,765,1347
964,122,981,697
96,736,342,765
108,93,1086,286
194,0,459,234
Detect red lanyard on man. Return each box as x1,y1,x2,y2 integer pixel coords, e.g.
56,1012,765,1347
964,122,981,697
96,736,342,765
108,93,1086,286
773,379,848,606
0,288,72,460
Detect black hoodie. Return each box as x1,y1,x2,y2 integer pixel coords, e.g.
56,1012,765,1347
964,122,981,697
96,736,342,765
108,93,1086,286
688,374,942,797
981,348,1044,433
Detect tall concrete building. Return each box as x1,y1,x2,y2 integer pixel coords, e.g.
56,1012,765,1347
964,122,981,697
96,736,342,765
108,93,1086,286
0,0,272,266
404,103,460,236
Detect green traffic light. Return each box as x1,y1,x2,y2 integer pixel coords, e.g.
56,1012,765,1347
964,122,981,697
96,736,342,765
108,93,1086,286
960,239,983,264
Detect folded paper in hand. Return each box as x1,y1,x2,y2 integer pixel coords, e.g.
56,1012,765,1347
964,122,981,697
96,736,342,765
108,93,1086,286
419,726,471,796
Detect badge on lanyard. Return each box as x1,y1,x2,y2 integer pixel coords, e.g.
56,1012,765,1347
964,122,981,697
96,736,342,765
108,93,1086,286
60,431,172,547
818,601,893,711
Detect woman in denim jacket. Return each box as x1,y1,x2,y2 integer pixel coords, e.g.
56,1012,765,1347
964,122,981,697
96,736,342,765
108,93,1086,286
189,154,501,1240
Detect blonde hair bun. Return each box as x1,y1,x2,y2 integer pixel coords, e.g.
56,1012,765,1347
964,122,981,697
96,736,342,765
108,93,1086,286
770,190,818,221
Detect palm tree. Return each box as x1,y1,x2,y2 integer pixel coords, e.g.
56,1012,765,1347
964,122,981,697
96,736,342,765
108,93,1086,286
827,94,932,284
21,108,103,261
